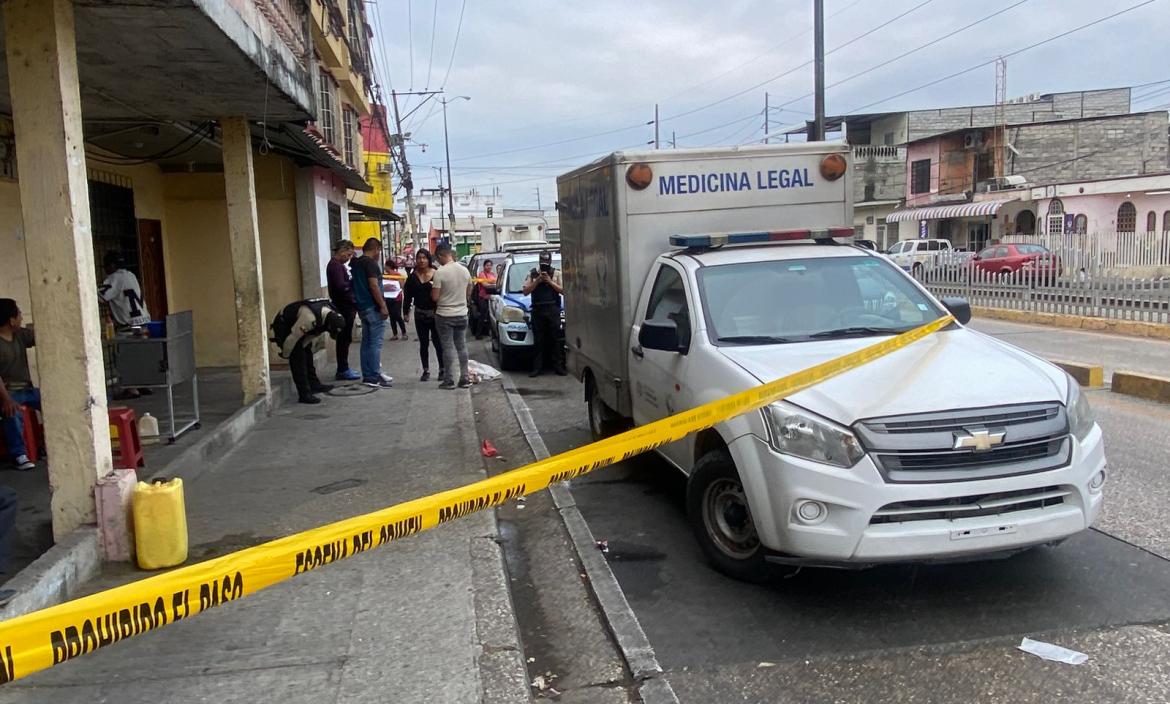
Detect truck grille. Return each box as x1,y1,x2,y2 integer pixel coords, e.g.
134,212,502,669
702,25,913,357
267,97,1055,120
870,484,1071,523
855,403,1070,483
869,486,1071,525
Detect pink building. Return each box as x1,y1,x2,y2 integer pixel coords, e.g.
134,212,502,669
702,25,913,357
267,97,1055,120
1030,173,1170,235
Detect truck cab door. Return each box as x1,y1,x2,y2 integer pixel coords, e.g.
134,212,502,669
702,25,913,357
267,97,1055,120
629,262,694,471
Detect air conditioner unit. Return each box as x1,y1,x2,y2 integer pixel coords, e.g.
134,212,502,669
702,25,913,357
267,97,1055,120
1001,174,1028,187
376,163,391,174
963,133,981,150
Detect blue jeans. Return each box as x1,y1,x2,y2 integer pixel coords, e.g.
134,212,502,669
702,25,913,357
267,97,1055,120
358,307,387,381
2,388,40,461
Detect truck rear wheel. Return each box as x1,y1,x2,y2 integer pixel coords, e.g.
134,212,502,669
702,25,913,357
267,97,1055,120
586,375,623,441
686,450,771,583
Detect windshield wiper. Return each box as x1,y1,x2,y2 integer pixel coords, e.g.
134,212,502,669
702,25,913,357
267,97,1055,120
808,326,908,339
716,335,794,344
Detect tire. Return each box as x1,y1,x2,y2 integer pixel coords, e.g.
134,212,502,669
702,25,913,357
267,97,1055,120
586,375,623,441
686,450,772,583
497,339,521,371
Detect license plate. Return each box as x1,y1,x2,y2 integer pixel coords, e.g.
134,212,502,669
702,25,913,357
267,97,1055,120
950,524,1017,541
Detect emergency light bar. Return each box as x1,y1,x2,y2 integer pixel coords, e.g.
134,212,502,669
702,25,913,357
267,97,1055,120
669,228,856,248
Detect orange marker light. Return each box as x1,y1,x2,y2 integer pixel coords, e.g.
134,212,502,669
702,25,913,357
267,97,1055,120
819,154,847,181
626,163,653,190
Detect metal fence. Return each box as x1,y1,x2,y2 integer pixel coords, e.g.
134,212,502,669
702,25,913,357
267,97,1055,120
1009,231,1170,271
918,261,1170,324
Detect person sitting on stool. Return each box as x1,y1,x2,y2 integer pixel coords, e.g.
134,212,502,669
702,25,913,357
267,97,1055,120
522,251,566,377
270,299,345,405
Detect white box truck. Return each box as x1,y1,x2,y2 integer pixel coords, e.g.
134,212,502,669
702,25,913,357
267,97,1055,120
480,216,551,252
557,144,1105,581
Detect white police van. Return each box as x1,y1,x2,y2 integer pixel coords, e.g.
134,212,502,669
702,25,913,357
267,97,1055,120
557,144,1105,581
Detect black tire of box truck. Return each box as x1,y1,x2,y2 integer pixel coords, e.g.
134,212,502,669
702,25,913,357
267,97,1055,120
686,450,772,583
586,373,624,441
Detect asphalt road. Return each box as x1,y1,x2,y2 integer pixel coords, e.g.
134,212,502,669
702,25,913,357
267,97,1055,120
480,330,1170,703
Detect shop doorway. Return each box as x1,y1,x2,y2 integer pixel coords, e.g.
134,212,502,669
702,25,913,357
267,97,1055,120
137,219,168,317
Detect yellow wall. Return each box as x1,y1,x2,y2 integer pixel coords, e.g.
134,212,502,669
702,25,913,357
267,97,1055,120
162,154,302,367
351,149,393,245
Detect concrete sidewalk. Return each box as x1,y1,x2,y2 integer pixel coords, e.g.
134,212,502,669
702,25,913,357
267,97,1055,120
0,339,530,703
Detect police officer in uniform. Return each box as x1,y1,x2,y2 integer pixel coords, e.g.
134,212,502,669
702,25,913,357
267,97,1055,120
522,251,565,377
270,299,346,404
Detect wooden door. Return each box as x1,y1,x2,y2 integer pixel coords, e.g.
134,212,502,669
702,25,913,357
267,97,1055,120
137,219,168,318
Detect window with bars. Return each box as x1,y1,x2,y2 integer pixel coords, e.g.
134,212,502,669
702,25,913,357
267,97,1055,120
1046,199,1064,235
1147,211,1158,234
1117,202,1137,233
318,69,337,147
910,159,931,195
342,107,356,166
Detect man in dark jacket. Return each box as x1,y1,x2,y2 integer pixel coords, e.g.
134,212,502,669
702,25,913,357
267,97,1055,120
522,251,565,377
325,240,360,381
271,299,345,404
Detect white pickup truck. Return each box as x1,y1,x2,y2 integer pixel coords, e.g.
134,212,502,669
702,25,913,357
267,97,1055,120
557,144,1105,581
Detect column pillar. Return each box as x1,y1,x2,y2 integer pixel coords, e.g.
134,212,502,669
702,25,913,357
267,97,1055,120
220,117,271,404
294,167,326,298
5,0,112,539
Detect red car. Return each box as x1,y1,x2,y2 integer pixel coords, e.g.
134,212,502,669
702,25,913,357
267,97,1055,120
972,243,1061,276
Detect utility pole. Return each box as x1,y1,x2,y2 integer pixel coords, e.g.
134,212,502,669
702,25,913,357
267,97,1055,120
654,104,660,149
440,95,471,241
811,0,826,141
671,130,677,149
534,186,542,212
764,92,770,144
390,89,442,250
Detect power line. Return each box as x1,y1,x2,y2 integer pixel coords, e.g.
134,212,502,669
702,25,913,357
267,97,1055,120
659,0,940,124
843,0,1162,115
424,0,440,89
440,0,468,89
769,0,1035,115
676,110,762,141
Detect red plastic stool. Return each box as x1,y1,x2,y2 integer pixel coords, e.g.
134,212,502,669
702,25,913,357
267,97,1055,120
0,404,41,462
108,407,145,469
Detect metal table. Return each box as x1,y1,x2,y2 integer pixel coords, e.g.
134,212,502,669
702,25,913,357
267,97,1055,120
112,310,200,443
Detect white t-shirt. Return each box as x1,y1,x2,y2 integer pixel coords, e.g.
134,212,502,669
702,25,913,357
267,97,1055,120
99,269,151,327
432,261,471,318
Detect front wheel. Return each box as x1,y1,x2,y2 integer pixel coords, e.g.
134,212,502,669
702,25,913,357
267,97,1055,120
497,338,521,371
686,450,771,583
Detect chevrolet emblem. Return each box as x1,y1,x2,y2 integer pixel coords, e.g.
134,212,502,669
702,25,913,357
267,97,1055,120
953,428,1006,452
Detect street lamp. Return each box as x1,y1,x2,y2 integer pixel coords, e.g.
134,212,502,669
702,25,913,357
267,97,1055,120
441,95,471,238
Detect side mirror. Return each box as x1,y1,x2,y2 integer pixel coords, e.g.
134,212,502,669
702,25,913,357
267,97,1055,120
639,318,684,354
940,297,972,325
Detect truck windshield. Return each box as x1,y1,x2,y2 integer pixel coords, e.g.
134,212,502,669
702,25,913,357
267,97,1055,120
505,255,562,293
698,256,945,344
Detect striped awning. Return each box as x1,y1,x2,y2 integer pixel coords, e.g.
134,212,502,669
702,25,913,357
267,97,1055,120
886,200,1011,223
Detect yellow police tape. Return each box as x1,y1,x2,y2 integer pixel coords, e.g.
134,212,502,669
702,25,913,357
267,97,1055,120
0,315,953,684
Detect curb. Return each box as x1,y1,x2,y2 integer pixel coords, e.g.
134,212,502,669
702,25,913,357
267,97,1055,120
972,306,1170,340
1049,360,1104,388
1111,370,1170,404
499,375,680,704
1,528,99,618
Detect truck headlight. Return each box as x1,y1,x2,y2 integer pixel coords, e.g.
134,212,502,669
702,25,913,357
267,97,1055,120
501,306,526,323
1066,377,1095,441
761,401,865,468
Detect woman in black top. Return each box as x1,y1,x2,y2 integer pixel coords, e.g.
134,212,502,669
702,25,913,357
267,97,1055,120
403,249,445,381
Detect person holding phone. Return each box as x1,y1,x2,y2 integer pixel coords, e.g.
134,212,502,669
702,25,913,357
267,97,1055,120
521,251,565,377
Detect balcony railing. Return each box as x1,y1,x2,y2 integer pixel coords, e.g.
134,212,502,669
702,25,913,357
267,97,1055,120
255,0,310,63
854,145,905,161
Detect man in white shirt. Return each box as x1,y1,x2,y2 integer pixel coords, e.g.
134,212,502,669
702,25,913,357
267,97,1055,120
430,245,472,389
98,252,151,329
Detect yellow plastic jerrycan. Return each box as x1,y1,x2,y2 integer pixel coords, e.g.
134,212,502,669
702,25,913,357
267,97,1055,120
133,478,189,569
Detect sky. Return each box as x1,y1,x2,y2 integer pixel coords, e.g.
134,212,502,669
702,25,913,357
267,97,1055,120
369,0,1170,210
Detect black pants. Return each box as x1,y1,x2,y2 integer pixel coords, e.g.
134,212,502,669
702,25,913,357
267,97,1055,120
386,298,407,337
531,304,564,372
475,297,491,338
414,310,444,373
335,304,357,375
289,338,323,399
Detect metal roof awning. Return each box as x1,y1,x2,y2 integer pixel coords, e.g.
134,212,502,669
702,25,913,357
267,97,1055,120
348,200,400,222
886,200,1011,223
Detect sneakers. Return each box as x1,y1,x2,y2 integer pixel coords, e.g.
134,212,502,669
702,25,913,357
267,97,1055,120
420,371,430,381
458,378,472,389
13,455,34,471
380,373,394,384
363,377,394,389
335,369,361,381
529,368,542,378
438,380,455,390
297,395,321,405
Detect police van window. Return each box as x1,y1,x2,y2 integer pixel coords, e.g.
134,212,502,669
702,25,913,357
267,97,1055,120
645,266,691,342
